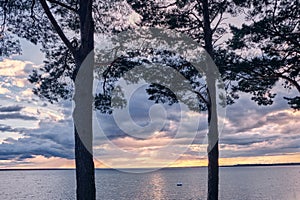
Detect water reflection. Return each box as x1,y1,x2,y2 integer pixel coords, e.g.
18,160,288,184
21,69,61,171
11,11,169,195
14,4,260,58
147,172,166,200
1,167,299,200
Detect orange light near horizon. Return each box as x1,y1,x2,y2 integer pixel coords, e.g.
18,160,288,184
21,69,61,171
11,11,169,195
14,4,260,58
0,156,75,169
1,153,299,169
167,153,300,168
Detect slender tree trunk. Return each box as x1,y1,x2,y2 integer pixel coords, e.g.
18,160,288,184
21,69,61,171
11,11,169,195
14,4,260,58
74,127,95,200
202,0,219,199
206,92,219,200
39,0,96,198
73,0,96,199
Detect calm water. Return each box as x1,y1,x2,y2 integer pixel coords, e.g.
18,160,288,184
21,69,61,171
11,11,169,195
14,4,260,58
0,166,299,200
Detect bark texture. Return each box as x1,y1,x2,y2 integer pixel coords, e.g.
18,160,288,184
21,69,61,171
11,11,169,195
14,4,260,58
202,0,219,199
73,0,96,199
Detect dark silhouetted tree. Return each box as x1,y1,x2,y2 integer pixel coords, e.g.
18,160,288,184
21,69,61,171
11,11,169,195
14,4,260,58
124,1,239,199
95,48,209,115
220,0,299,110
1,1,133,199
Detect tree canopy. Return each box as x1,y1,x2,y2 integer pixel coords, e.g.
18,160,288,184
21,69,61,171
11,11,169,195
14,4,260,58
1,1,299,200
220,0,300,110
94,48,210,114
0,0,134,102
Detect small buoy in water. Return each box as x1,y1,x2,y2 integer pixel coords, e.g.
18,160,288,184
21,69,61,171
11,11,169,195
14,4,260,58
177,183,183,186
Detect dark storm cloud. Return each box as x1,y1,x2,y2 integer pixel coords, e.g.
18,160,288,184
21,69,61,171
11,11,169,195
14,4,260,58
0,117,75,161
0,124,15,132
0,151,35,161
24,119,75,150
0,160,31,167
214,87,300,159
94,113,128,140
0,105,23,112
276,138,300,150
94,82,207,149
25,133,74,150
0,136,74,161
0,105,37,120
222,92,294,135
1,73,298,164
220,145,300,158
95,103,182,140
0,124,25,133
219,129,300,158
220,134,278,146
0,113,37,120
17,154,35,160
224,92,289,126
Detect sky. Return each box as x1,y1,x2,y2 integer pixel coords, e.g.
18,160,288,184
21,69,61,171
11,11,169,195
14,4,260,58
0,37,299,169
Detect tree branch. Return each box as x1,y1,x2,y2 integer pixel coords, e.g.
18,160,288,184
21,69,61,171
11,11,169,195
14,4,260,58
194,90,209,105
1,0,8,32
271,0,278,32
30,0,37,22
189,12,203,28
156,2,177,9
209,0,226,23
39,0,75,53
211,12,225,34
277,73,300,93
46,0,78,12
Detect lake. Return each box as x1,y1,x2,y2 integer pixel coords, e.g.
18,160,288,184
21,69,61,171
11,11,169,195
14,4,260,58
0,166,299,199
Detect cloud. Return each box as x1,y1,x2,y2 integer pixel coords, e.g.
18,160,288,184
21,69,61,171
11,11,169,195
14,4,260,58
218,95,300,159
0,113,37,120
0,124,14,132
0,118,74,161
0,59,40,105
0,57,299,168
25,118,74,148
0,105,23,112
0,58,75,166
0,105,37,121
0,59,35,77
92,79,300,167
0,124,25,133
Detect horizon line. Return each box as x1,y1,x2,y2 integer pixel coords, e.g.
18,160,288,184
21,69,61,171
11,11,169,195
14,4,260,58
1,162,299,171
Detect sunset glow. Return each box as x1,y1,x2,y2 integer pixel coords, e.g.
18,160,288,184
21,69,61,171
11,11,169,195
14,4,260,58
0,53,299,169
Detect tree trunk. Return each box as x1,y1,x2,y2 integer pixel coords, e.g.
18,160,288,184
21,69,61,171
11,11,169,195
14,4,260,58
72,0,96,199
74,127,96,200
202,0,219,199
207,99,219,200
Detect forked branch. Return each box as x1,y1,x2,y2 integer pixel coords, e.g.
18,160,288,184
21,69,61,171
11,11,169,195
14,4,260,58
39,0,76,53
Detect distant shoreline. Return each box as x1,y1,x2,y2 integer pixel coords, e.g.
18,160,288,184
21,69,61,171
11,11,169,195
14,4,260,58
0,163,299,171
221,162,300,167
